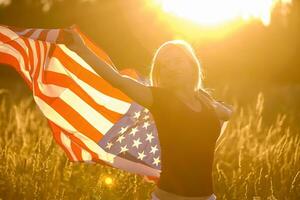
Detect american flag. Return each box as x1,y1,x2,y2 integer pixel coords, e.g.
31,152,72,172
0,24,161,182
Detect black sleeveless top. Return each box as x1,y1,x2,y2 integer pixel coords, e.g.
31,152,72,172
147,86,221,197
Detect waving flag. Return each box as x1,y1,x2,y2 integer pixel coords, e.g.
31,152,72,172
0,24,161,182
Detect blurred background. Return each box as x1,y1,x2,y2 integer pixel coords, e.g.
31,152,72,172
0,1,299,199
1,0,300,123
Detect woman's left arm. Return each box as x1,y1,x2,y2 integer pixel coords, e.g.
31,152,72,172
61,28,153,108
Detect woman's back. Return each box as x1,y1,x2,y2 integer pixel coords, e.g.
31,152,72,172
147,86,221,197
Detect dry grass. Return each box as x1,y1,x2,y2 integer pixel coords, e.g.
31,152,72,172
0,90,299,200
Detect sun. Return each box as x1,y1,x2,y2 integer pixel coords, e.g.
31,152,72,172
154,0,292,26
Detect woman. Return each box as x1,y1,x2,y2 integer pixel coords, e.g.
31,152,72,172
64,29,234,200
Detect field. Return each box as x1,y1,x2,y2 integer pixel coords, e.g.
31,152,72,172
0,89,299,200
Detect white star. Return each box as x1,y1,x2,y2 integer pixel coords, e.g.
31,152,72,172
117,135,125,143
146,132,154,143
119,145,128,153
132,138,142,149
143,108,149,113
143,115,150,120
152,156,160,166
119,126,129,134
143,121,150,129
133,111,141,119
129,127,138,136
137,151,146,160
150,145,158,155
105,142,113,149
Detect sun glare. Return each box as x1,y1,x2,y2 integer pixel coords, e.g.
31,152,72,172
104,177,113,186
155,0,292,26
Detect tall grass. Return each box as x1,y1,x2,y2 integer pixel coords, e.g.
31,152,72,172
0,89,299,200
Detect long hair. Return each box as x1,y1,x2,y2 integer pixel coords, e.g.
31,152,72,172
148,40,232,119
149,40,204,92
150,40,214,108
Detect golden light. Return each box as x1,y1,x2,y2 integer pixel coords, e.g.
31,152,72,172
104,177,113,186
154,0,292,26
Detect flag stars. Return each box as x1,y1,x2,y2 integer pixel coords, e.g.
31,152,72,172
146,132,154,143
119,145,128,154
150,145,158,155
143,121,150,129
143,108,149,113
117,135,125,143
133,111,141,119
137,151,146,160
129,127,138,136
119,126,129,134
132,138,142,149
105,142,113,150
143,115,150,120
152,156,160,166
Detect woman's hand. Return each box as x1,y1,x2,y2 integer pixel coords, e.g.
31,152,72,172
62,28,86,53
214,101,234,121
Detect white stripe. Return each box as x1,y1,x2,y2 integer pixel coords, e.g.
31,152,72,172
0,43,31,83
46,29,59,43
59,88,114,134
34,54,114,138
33,96,160,176
47,57,131,114
35,41,68,97
16,28,32,36
81,149,92,161
59,44,99,75
33,40,44,76
0,26,20,43
74,75,131,114
60,132,78,161
14,36,28,54
20,40,67,97
33,95,115,163
30,29,43,40
33,95,75,131
113,156,161,177
28,39,38,72
36,82,66,97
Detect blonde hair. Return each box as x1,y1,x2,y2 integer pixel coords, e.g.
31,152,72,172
149,40,204,92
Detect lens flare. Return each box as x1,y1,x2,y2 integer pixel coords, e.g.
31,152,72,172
104,177,113,185
155,0,292,26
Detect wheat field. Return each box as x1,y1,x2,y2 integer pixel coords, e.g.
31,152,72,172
0,89,299,200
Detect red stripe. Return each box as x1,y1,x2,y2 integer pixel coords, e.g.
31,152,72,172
0,52,32,90
34,42,122,124
0,32,14,44
22,38,34,72
70,142,83,161
0,33,30,72
23,29,35,37
43,71,122,123
53,46,132,103
48,121,77,161
38,30,48,41
74,28,114,66
4,25,26,33
30,40,41,76
32,76,104,142
61,129,109,165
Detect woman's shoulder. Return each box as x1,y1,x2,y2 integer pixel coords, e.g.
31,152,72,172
147,86,173,110
196,88,235,121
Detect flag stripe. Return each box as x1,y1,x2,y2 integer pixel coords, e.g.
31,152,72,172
46,57,130,115
0,25,162,182
53,47,132,103
43,71,122,122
